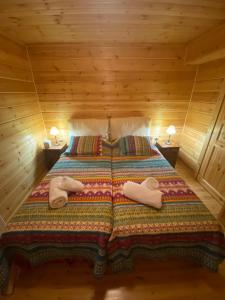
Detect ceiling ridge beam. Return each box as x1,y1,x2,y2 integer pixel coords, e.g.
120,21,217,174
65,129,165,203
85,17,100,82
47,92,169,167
185,22,225,64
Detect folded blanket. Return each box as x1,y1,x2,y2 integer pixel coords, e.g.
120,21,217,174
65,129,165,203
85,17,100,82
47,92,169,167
60,176,84,192
123,181,163,209
141,177,159,190
49,177,68,209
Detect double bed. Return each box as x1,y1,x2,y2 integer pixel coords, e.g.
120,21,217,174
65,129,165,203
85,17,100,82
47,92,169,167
0,117,225,293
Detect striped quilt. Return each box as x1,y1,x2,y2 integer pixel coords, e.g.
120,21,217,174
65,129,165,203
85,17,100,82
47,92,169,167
0,155,113,290
108,151,225,272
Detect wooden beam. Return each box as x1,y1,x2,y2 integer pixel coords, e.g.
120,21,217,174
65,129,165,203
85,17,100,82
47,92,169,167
186,23,225,64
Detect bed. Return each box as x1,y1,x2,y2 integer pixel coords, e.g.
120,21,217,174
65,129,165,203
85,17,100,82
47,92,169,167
108,148,225,272
0,153,113,291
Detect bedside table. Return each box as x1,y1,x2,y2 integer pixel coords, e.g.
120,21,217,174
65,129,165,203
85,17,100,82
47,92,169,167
44,143,67,170
156,141,180,167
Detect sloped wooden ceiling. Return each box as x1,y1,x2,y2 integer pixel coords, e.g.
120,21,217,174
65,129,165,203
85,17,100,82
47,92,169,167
0,0,225,43
1,1,225,144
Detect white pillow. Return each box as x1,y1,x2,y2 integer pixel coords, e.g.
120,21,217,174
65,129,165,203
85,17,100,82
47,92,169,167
69,118,109,139
110,117,150,140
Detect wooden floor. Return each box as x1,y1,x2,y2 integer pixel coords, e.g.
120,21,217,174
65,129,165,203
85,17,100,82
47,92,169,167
5,159,225,300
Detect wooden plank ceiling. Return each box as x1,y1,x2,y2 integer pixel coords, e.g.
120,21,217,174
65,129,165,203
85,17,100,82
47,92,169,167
1,0,225,148
0,0,225,44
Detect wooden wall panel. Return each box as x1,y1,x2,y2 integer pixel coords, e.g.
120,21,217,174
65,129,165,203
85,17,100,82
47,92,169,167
0,35,46,224
28,43,196,142
180,58,225,171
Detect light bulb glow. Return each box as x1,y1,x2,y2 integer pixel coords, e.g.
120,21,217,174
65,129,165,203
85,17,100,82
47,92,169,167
166,125,176,136
50,127,59,136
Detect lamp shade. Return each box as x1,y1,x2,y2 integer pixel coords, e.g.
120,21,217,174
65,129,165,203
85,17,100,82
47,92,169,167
50,126,59,136
166,125,176,136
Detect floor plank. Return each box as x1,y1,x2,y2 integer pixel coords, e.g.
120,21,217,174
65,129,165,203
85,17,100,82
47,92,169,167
5,159,225,299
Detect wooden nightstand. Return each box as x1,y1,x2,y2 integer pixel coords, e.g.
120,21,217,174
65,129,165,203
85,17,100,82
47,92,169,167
44,143,68,170
156,141,180,168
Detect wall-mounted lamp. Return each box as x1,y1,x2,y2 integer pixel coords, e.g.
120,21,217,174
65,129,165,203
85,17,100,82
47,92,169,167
50,126,59,145
166,125,176,145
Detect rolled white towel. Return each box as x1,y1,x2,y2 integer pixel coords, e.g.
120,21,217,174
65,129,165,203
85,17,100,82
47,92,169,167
60,176,84,192
141,177,159,190
123,181,162,209
49,177,68,209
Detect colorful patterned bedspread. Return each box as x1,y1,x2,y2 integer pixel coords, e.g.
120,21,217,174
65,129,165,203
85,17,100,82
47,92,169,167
0,155,113,290
1,150,224,291
108,151,225,272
